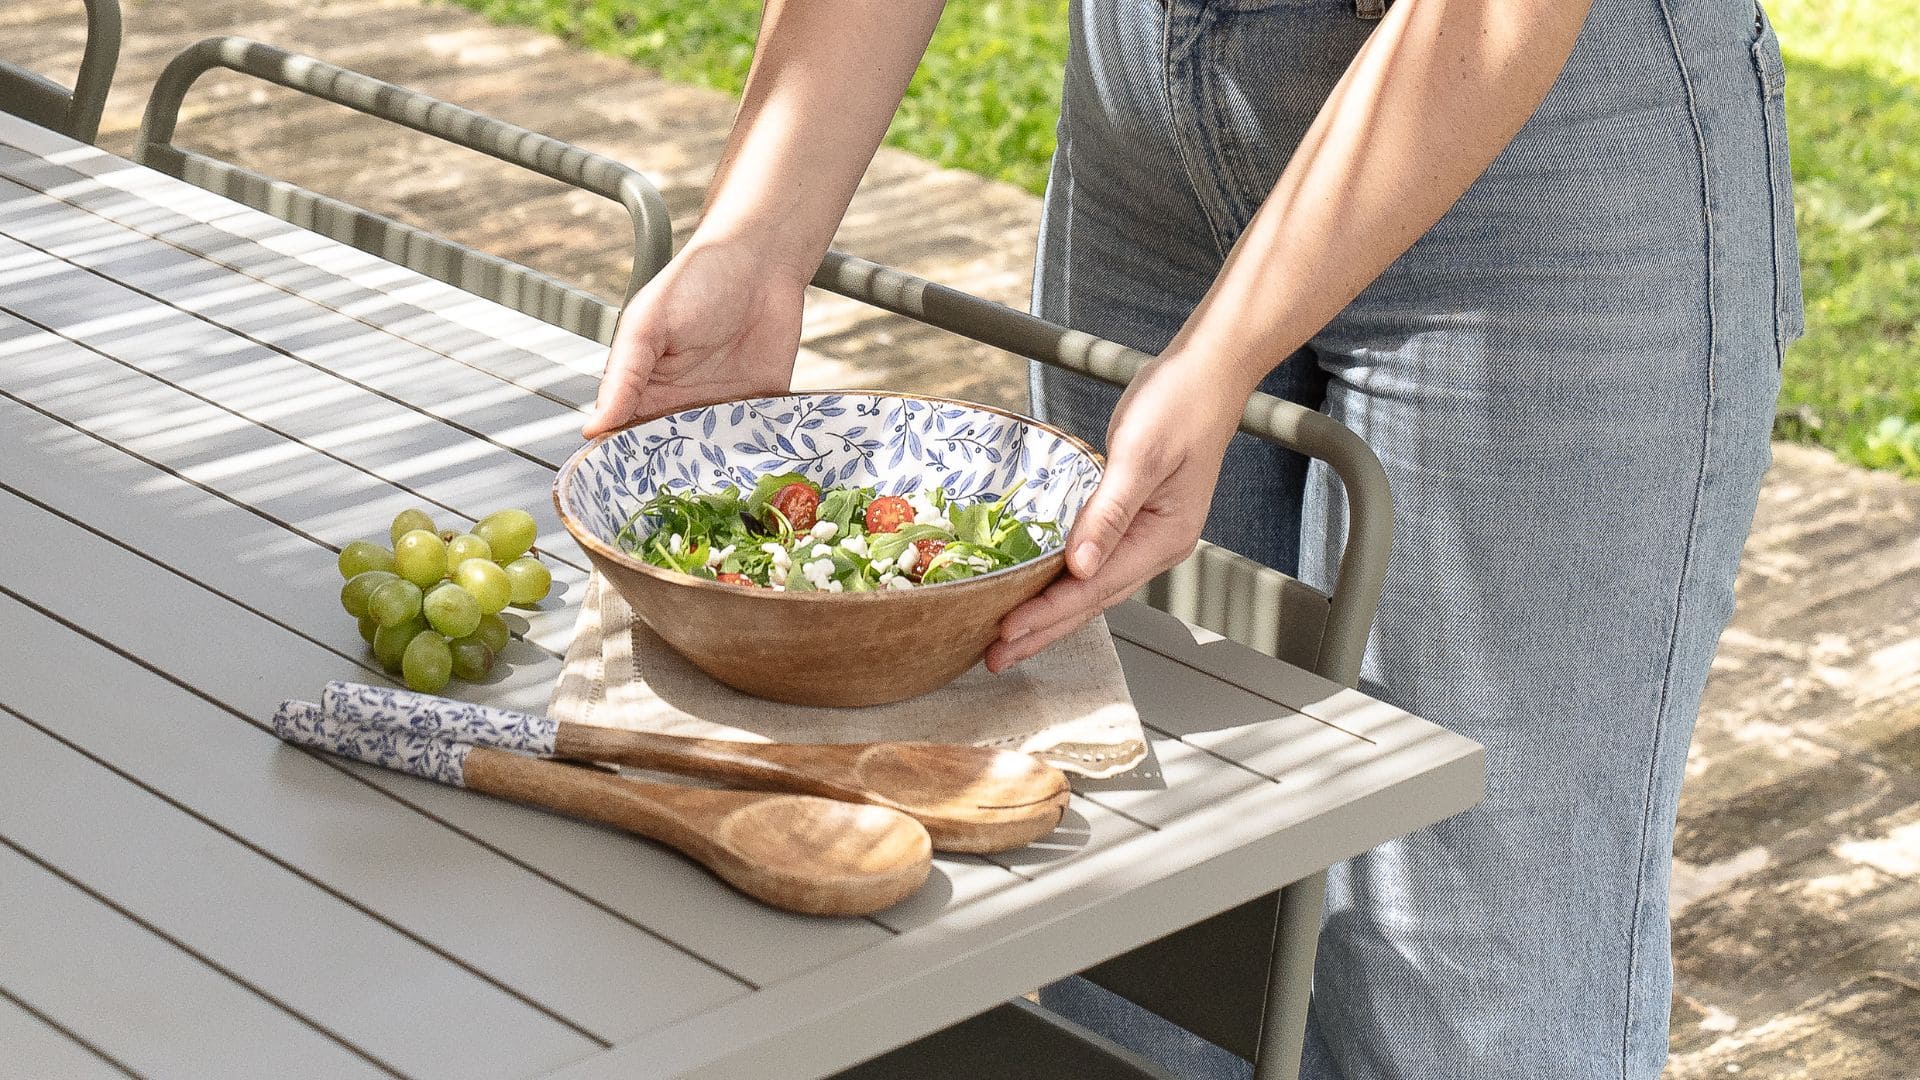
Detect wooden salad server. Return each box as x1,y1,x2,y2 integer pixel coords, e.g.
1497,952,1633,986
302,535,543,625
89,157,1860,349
321,682,1073,854
274,701,931,917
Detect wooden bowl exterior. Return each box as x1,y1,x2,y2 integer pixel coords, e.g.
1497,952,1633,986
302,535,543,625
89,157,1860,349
578,544,1063,706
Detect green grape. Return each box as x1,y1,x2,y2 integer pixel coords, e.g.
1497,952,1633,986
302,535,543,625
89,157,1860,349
452,558,511,614
423,582,482,639
337,540,395,580
389,508,436,546
449,636,494,681
445,532,492,573
357,613,381,645
372,617,426,672
474,509,538,562
401,631,453,693
504,557,553,606
474,611,511,655
393,529,449,588
368,578,425,628
340,570,398,619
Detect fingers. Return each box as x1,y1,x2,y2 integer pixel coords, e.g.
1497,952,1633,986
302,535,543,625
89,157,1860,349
987,509,1192,672
583,304,659,438
1062,446,1163,579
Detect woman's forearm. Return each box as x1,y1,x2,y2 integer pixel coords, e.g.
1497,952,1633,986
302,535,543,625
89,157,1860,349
695,0,946,283
1170,0,1592,393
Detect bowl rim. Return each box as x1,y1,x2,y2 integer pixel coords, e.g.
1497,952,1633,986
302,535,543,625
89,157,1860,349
552,390,1106,603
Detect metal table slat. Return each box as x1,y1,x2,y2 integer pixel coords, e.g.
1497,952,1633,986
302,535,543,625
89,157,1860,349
0,177,591,468
0,132,609,380
0,587,745,1044
0,713,602,1079
0,843,392,1080
0,389,1014,959
0,304,588,655
0,991,133,1080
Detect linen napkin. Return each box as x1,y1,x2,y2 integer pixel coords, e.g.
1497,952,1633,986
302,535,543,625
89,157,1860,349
547,574,1148,778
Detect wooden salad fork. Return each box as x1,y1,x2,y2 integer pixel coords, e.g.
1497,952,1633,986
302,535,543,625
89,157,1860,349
275,701,931,917
320,682,1072,853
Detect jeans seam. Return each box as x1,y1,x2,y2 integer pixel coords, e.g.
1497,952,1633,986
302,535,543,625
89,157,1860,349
1632,4,1717,1078
1160,1,1236,259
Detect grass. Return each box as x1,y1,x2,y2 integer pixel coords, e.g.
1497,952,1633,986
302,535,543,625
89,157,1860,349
449,0,1920,476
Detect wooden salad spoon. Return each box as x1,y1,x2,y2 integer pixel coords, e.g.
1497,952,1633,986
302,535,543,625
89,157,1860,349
275,701,932,917
320,681,1073,854
553,726,1073,854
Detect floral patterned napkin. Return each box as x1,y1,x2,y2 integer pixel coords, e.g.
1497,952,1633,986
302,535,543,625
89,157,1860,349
547,574,1148,779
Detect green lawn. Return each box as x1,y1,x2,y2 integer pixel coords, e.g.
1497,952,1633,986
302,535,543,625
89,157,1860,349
450,0,1920,475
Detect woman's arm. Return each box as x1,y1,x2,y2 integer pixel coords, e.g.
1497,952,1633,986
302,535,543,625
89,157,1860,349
989,0,1594,670
585,0,945,436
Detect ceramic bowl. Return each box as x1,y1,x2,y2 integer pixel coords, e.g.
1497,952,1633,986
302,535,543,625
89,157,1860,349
554,392,1104,706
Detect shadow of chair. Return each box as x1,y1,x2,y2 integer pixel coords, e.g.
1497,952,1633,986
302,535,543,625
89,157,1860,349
0,0,120,143
134,36,672,345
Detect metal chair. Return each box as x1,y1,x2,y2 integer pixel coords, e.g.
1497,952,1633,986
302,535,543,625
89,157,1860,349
0,0,120,143
812,252,1392,1080
135,36,672,344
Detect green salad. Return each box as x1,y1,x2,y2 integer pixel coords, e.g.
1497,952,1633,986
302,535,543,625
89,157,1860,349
615,472,1062,592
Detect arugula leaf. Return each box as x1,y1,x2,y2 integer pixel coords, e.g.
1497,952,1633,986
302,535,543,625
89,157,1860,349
948,502,993,546
818,488,862,534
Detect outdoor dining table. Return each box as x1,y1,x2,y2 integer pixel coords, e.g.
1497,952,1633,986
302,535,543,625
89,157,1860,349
0,111,1484,1080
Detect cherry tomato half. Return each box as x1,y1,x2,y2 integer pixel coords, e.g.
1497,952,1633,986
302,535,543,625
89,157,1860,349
905,539,947,583
863,495,915,534
767,483,819,532
715,573,757,588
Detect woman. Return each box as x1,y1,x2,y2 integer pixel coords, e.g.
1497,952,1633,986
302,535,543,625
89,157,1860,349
584,0,1801,1075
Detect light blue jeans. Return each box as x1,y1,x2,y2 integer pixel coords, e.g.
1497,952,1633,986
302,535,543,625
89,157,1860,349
1031,0,1800,1077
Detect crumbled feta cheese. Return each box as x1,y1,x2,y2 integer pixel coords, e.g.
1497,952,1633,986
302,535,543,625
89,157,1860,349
809,521,839,540
885,575,915,591
810,543,833,558
824,580,844,593
667,533,685,555
760,541,792,568
705,544,735,569
896,542,918,575
770,564,788,586
769,582,787,592
839,534,869,557
801,558,835,589
967,556,993,570
870,556,894,574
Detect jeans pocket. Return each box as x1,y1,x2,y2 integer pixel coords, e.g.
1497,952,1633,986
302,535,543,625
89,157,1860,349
1751,4,1805,358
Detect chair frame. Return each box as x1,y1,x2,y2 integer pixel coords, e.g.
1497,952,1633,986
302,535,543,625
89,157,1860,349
135,36,672,344
0,0,121,143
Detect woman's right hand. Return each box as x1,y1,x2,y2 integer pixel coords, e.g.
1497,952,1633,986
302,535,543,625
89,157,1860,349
582,240,809,438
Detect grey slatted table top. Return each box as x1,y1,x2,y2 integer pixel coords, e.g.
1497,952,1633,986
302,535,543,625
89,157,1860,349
0,115,1484,1080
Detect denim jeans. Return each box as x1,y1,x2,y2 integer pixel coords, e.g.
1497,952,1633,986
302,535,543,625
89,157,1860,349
1030,0,1800,1077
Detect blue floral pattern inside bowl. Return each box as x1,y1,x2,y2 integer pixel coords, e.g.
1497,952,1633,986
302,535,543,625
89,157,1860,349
560,393,1103,576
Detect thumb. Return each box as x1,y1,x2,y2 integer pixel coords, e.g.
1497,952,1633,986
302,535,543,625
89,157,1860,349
1064,449,1161,579
583,307,660,438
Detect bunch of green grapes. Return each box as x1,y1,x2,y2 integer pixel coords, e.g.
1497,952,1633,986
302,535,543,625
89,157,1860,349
336,507,555,693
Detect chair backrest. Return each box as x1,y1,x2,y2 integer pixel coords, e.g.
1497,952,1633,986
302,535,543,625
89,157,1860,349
812,251,1391,683
135,36,672,345
0,0,120,143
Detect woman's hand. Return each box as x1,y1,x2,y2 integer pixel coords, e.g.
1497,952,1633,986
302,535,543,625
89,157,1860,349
583,242,808,438
986,355,1246,672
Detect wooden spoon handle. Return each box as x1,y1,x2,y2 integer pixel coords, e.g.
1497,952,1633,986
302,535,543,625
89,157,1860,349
553,723,856,795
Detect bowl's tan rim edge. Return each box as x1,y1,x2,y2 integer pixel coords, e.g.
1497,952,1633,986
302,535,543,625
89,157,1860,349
553,390,1105,604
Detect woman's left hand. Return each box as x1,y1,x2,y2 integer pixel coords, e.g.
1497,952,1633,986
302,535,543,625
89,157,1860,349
986,354,1247,672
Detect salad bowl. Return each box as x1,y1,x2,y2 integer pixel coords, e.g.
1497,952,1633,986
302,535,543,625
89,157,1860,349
554,392,1104,706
